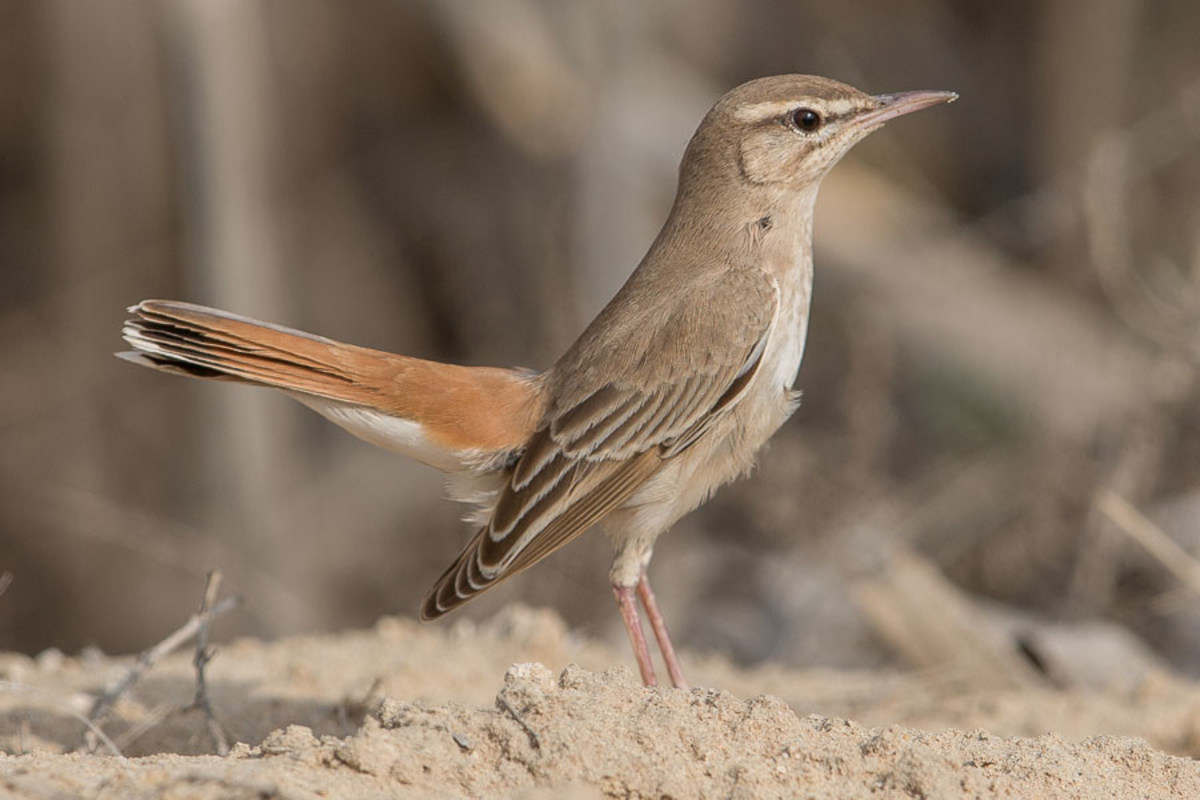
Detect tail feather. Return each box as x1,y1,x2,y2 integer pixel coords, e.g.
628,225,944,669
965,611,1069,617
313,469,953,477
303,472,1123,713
123,301,355,382
121,300,545,470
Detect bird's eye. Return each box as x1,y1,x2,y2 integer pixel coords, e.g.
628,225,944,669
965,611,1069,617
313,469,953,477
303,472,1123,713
790,108,823,133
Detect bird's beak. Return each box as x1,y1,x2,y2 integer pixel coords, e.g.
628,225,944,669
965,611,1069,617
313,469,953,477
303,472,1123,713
854,90,958,130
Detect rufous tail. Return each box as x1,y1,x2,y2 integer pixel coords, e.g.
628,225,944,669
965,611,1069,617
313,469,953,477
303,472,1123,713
121,300,544,470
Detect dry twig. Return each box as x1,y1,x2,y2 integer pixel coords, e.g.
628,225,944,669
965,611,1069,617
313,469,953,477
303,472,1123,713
497,696,541,751
83,571,240,752
1096,490,1200,598
1,680,125,758
189,571,233,755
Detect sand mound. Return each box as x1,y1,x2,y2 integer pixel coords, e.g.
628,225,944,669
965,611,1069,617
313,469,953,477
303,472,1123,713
3,607,1200,798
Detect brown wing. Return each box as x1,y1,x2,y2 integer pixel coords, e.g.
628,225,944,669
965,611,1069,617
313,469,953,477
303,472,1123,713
421,268,778,617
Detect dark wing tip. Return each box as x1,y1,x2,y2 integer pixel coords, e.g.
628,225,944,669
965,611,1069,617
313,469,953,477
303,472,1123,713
419,576,463,620
419,532,495,621
418,591,444,621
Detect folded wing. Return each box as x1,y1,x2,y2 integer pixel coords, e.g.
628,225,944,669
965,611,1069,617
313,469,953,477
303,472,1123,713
421,268,779,616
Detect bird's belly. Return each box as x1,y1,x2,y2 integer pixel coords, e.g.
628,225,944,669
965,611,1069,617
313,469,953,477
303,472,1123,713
605,382,798,585
605,270,813,585
610,310,810,561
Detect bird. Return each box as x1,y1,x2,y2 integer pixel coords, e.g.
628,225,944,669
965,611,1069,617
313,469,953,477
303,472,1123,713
120,75,956,689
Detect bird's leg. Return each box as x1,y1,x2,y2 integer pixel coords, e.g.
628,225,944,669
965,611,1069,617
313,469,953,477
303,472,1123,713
612,584,657,686
637,573,688,690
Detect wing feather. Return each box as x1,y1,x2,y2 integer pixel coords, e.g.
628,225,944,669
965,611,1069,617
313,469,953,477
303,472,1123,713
421,268,780,618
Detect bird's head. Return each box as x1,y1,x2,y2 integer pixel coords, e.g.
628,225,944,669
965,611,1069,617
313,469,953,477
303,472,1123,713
686,75,956,190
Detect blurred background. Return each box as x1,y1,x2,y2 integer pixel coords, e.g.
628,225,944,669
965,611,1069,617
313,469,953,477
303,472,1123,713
1,0,1198,688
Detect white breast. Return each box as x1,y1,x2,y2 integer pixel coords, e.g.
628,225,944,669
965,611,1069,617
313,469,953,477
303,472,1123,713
763,260,814,397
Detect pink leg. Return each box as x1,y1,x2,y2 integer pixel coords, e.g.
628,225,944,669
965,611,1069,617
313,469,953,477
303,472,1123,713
637,573,689,690
613,584,657,686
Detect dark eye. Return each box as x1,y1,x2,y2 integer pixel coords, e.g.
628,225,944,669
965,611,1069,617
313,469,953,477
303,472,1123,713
790,107,823,133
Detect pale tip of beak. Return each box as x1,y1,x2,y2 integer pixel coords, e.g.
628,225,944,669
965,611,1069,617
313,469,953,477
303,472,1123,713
858,90,958,128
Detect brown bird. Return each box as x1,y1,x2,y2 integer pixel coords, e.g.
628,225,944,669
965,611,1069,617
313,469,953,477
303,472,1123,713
121,75,955,689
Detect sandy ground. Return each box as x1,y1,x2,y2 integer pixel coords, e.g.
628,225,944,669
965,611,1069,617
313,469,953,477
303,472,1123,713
4,606,1200,798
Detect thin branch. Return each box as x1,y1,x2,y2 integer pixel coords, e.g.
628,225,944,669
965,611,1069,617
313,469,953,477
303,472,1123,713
86,574,241,731
1095,490,1200,598
112,702,173,752
188,570,232,755
497,696,540,751
1,680,125,758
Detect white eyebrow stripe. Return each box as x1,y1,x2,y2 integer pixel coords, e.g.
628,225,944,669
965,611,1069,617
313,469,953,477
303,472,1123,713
733,100,800,121
822,98,865,117
732,97,867,123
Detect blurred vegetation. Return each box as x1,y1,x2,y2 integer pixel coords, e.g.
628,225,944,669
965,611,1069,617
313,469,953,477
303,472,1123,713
1,0,1199,684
